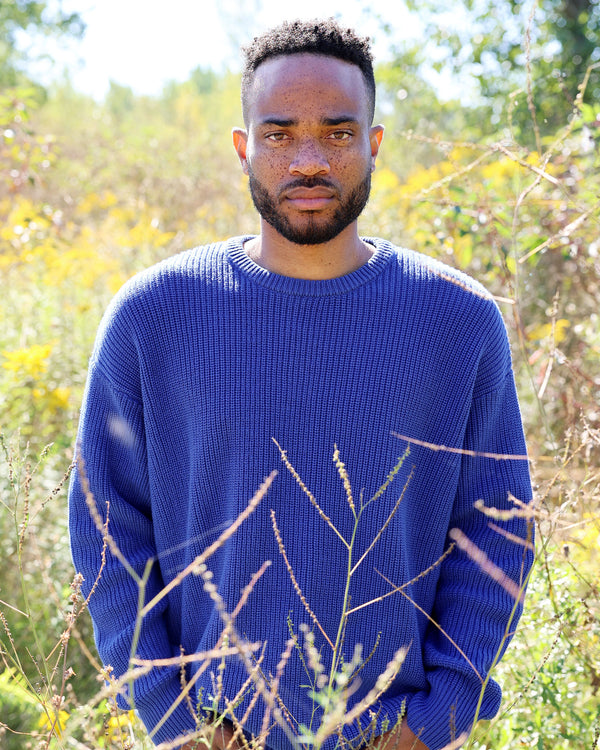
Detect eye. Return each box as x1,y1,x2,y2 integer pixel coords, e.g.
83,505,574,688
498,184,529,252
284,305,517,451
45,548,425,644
327,130,353,142
265,132,291,142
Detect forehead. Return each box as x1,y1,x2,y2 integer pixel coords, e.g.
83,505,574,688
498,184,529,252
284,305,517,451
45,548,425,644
245,53,371,125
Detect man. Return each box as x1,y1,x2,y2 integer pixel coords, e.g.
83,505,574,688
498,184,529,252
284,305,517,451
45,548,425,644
69,18,533,750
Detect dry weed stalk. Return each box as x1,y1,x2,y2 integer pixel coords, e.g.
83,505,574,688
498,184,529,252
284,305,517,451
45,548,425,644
270,438,537,748
270,442,468,747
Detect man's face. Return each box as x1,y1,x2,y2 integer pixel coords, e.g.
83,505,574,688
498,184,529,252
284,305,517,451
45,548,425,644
234,53,383,246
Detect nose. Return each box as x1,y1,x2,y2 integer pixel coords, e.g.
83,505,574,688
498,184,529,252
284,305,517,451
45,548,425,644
289,138,330,176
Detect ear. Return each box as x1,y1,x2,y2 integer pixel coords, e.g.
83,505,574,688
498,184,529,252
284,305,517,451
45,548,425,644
232,128,249,175
369,125,384,171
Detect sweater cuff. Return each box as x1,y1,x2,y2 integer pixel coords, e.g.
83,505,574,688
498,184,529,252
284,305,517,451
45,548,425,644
405,670,501,750
338,694,415,748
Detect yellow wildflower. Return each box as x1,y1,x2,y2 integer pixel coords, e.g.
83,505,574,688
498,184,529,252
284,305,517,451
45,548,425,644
48,386,72,411
1,343,53,380
105,709,138,742
527,319,571,345
38,708,69,737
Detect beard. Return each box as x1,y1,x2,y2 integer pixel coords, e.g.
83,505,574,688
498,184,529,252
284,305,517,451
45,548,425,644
248,169,372,246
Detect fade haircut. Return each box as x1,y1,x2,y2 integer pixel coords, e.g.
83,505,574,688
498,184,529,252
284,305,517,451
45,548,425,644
241,18,376,125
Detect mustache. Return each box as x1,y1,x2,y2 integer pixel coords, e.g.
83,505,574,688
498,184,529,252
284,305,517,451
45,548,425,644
278,177,338,200
283,177,336,190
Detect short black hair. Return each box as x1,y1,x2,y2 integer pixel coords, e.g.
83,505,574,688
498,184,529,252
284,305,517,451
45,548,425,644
241,18,376,124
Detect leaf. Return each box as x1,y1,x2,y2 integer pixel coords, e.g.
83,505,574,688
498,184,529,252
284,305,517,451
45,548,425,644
579,103,599,124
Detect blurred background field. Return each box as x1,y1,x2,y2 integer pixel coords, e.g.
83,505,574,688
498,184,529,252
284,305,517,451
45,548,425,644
0,1,599,747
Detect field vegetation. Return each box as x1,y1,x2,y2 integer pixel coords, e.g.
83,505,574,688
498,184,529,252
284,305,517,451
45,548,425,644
1,2,599,748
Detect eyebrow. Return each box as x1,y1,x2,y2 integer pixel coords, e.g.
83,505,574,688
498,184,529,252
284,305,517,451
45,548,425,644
258,115,360,128
259,117,296,128
322,116,359,126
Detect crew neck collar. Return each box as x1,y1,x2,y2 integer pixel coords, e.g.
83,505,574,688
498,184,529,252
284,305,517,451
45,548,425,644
225,235,395,296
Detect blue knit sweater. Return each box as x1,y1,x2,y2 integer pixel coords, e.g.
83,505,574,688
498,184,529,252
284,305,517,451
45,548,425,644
69,237,533,750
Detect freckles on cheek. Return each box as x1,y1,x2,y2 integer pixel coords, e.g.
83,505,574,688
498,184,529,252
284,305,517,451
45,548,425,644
261,153,286,172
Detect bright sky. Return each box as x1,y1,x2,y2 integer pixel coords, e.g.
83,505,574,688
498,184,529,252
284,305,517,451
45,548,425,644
35,0,421,99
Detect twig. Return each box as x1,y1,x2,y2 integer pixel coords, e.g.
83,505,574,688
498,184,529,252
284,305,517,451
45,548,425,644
142,471,276,616
270,509,334,649
392,432,543,462
346,543,456,616
524,0,542,155
333,445,356,515
349,466,414,577
375,569,482,683
448,528,525,603
518,201,600,263
273,439,348,548
131,644,262,668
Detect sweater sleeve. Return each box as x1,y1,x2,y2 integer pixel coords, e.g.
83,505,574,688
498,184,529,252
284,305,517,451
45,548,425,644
398,368,533,749
335,352,534,750
68,362,197,745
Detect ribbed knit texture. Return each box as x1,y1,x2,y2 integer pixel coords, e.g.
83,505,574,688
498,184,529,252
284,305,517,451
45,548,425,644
69,237,533,749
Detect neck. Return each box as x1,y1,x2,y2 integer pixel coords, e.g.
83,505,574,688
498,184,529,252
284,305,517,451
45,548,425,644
244,223,373,280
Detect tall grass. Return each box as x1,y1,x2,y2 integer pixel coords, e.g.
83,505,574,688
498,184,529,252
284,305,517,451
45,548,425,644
1,421,598,748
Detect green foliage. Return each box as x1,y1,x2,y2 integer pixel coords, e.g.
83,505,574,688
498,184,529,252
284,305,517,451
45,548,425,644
366,70,600,455
374,55,483,174
0,85,54,194
0,436,84,747
0,0,84,87
469,454,600,748
0,669,42,750
399,0,600,140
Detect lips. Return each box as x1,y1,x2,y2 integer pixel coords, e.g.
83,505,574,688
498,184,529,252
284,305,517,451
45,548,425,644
283,185,336,210
285,186,335,199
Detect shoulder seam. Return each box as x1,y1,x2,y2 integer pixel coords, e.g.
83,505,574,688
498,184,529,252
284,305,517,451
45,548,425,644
89,358,144,407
